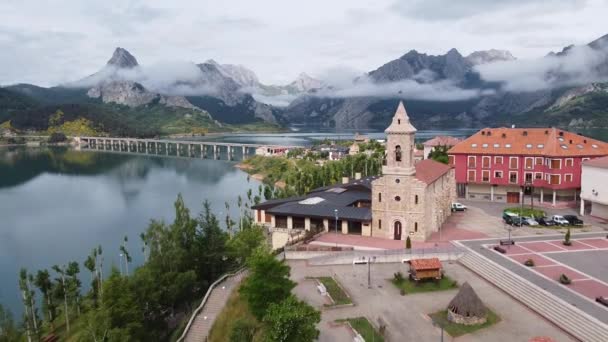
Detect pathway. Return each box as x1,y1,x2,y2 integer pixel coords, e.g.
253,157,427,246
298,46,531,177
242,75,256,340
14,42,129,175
183,270,248,342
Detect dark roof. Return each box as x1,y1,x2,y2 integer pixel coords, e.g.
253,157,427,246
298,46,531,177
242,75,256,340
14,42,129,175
447,282,487,318
414,159,452,184
252,177,376,221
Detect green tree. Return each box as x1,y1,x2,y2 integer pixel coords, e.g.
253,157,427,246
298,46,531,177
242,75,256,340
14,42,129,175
18,268,38,339
34,269,56,324
66,261,82,316
101,269,145,341
228,225,266,263
0,304,20,342
428,145,449,164
194,201,230,286
240,249,295,319
52,264,70,333
262,295,321,342
405,236,412,250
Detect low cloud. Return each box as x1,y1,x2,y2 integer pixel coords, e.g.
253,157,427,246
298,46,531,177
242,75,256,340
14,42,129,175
476,41,608,92
317,74,487,102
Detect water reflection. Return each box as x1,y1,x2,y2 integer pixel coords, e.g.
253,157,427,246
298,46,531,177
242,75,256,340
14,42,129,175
0,147,260,315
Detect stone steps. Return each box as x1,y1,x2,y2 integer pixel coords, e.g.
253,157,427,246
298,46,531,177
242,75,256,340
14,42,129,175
459,252,608,342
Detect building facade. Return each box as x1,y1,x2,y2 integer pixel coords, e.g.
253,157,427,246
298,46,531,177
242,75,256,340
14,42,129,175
252,102,455,246
423,136,462,160
580,156,608,219
448,128,608,205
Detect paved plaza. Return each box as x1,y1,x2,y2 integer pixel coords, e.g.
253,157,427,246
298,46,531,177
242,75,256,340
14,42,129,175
490,237,608,302
289,260,575,342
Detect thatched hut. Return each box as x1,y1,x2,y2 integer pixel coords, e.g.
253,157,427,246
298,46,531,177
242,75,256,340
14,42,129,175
447,282,488,325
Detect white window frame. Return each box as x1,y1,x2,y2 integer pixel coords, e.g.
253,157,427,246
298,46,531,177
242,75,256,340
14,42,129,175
467,156,477,168
482,170,490,183
549,174,561,185
524,157,534,170
494,170,503,179
524,172,534,183
448,155,455,165
467,169,476,182
565,158,574,167
494,156,503,164
535,157,543,165
509,157,518,169
550,159,562,170
482,156,491,169
535,172,543,180
509,171,518,184
565,173,573,182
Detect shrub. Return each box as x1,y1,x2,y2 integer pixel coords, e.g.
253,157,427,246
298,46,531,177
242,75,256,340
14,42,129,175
559,274,572,285
229,318,256,342
563,228,572,246
393,272,404,282
524,259,535,267
405,236,412,250
48,132,67,143
399,288,406,296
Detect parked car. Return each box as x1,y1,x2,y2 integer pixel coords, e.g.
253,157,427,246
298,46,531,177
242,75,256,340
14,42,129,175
451,203,467,212
503,212,523,226
551,215,570,226
522,216,539,226
538,217,556,226
563,215,584,226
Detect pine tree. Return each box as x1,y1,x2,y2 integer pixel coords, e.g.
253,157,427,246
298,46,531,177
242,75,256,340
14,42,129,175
405,236,412,250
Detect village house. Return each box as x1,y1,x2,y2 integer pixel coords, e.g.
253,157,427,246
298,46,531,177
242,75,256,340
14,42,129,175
252,102,455,247
448,128,608,206
423,136,462,159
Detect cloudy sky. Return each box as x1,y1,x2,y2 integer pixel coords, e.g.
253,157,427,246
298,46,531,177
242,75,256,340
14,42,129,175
1,0,607,87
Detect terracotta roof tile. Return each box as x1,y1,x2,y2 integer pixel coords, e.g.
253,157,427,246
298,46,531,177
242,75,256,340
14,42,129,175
583,155,608,169
415,159,452,184
423,136,462,147
409,258,442,270
448,127,608,157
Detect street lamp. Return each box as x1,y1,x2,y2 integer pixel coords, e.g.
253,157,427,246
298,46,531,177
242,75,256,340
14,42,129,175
367,256,377,289
334,209,339,247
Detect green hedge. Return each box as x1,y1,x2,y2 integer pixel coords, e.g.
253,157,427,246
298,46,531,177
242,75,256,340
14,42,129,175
504,207,545,218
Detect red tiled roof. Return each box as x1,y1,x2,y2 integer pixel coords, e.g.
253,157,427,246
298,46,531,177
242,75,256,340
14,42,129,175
423,136,462,147
448,127,608,157
415,159,452,184
409,258,442,271
583,155,608,169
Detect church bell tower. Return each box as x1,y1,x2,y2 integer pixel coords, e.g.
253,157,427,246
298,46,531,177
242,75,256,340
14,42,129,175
382,101,417,176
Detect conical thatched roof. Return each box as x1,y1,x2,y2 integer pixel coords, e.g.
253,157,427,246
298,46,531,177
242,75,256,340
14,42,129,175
447,282,487,318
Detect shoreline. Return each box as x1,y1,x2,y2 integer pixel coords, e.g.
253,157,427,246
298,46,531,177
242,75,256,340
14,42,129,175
234,162,286,188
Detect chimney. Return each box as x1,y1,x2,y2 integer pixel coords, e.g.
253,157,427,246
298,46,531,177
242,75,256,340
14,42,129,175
342,177,349,184
355,172,362,180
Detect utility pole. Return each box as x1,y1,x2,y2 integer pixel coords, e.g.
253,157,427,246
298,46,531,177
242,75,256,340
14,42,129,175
334,209,339,247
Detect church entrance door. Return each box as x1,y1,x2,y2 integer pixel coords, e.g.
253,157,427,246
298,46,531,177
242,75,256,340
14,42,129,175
393,221,402,240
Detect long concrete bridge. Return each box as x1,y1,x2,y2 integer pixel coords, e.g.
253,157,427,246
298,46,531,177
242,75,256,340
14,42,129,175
75,136,304,161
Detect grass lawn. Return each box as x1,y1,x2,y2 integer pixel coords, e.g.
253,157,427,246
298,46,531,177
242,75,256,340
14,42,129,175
337,317,384,342
315,276,352,306
391,275,458,295
429,309,501,337
208,286,263,342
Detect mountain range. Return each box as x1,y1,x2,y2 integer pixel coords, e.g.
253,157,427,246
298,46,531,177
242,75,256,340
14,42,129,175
2,33,608,136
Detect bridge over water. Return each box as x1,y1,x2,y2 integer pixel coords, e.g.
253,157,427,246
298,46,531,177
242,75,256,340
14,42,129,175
76,136,304,161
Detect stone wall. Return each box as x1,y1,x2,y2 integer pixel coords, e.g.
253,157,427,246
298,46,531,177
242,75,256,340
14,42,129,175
447,309,487,326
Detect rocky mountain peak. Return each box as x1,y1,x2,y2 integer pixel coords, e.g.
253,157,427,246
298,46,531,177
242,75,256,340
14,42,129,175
289,72,323,92
466,49,516,65
107,47,139,69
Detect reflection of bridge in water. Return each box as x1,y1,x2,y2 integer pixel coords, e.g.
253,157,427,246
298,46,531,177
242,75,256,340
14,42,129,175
75,136,304,161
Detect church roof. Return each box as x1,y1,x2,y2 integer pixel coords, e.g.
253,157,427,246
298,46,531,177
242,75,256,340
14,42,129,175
414,159,452,184
448,282,488,318
385,101,417,134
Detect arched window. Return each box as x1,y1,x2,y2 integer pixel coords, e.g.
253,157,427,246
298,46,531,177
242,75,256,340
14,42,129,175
414,222,418,232
398,119,401,124
395,145,402,162
415,195,419,204
378,219,382,229
378,193,382,202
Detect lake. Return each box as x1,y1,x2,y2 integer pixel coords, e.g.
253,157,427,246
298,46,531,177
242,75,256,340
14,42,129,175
0,146,261,315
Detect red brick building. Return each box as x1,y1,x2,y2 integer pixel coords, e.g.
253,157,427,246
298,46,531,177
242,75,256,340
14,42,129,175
448,127,608,206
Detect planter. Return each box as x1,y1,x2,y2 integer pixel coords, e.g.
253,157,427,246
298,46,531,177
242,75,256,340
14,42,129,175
494,246,506,254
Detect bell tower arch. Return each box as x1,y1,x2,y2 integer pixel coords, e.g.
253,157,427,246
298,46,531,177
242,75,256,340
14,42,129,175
383,101,417,176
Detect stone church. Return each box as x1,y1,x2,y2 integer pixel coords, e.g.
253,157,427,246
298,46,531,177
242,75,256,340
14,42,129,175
370,102,455,241
252,102,455,244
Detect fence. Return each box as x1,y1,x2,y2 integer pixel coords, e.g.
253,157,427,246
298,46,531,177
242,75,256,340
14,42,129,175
305,245,466,266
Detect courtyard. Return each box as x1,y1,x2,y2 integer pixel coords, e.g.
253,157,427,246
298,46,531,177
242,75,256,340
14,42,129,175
289,260,575,342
